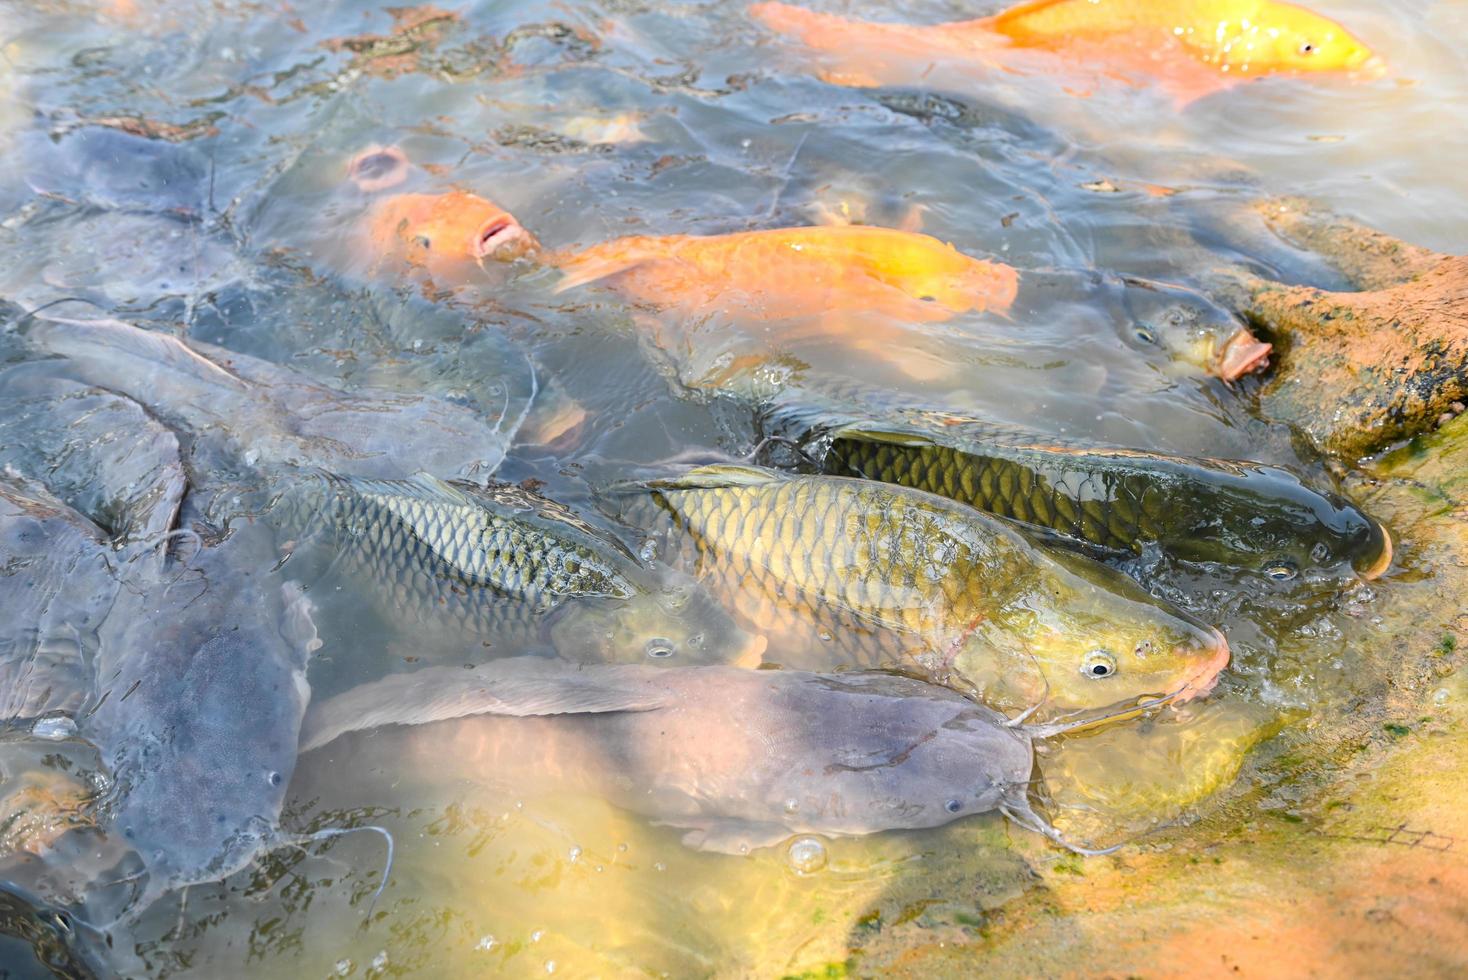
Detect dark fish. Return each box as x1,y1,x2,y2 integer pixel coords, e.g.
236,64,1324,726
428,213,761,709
18,314,527,487
759,381,1391,582
19,126,209,215
299,659,1100,854
288,473,765,666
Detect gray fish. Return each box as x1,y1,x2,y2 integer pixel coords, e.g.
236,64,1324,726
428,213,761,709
81,521,323,913
0,476,117,724
289,473,766,667
300,659,1096,854
0,371,185,545
18,314,527,486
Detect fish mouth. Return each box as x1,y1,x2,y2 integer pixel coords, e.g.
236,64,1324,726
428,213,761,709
1173,629,1231,703
347,145,411,193
1215,327,1273,382
473,216,537,261
1357,522,1393,581
1023,632,1231,738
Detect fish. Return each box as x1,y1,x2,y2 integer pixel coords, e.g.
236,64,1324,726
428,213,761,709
0,371,185,545
0,476,118,725
16,314,526,488
758,388,1391,581
352,183,1016,325
1119,278,1273,382
552,224,1019,324
619,465,1229,718
80,521,328,920
361,190,543,283
289,473,766,667
749,0,1377,105
298,658,1105,854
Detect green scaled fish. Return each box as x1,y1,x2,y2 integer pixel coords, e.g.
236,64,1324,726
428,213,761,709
759,391,1391,584
288,473,766,667
623,465,1229,719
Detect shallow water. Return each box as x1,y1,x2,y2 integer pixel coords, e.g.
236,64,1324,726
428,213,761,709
0,0,1465,975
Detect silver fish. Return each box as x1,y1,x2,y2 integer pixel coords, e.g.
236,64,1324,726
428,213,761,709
18,314,528,485
301,659,1099,854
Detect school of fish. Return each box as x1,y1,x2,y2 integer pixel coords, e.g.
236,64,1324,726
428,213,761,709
0,0,1409,971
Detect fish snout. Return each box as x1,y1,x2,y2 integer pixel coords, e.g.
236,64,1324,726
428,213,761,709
1357,522,1393,581
1215,327,1273,382
347,145,411,193
1173,629,1231,703
472,215,539,262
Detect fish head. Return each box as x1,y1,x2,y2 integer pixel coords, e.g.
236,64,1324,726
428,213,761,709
548,580,767,668
962,550,1229,716
1158,464,1391,583
1233,3,1375,74
1123,288,1271,381
362,190,541,282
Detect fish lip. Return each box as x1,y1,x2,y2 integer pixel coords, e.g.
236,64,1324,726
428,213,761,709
473,216,536,261
1172,629,1231,704
1357,522,1393,581
347,144,411,193
1215,327,1273,382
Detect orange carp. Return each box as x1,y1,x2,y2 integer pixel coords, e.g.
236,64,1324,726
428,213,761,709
355,181,1017,324
552,223,1019,323
750,0,1377,105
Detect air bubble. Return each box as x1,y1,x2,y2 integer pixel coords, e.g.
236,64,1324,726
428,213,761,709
786,836,828,874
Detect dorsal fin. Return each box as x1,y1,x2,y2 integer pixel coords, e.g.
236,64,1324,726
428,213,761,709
299,659,669,752
644,464,793,492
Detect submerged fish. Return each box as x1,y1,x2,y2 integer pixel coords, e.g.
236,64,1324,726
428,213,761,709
620,466,1228,718
82,522,326,919
0,476,117,724
552,224,1019,323
17,314,525,487
299,658,1101,854
293,473,765,666
760,393,1392,581
750,0,1376,105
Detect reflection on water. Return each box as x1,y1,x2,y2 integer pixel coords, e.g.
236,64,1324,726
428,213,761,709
0,0,1464,974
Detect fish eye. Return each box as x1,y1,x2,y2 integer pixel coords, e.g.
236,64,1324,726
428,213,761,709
919,295,938,303
1081,650,1118,679
1264,559,1298,581
645,637,675,659
1310,542,1331,563
412,234,432,249
1299,41,1316,55
945,799,963,813
1133,325,1159,345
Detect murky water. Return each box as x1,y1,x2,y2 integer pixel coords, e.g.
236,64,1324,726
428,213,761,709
0,0,1465,976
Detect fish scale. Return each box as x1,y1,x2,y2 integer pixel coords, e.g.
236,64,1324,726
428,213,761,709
632,471,1025,671
753,382,1387,576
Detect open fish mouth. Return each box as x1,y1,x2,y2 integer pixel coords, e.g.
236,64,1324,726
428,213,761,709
347,145,411,193
473,216,537,261
1215,327,1273,382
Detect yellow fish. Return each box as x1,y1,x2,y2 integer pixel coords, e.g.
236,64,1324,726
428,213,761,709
750,0,1377,105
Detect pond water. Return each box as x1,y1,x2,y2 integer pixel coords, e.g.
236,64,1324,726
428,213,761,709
0,0,1465,976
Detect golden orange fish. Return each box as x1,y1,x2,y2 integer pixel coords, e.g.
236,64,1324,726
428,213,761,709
356,185,1017,327
750,0,1377,105
359,190,542,283
551,224,1019,323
